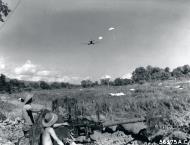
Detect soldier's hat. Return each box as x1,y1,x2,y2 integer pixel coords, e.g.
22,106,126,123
42,113,58,127
24,93,33,104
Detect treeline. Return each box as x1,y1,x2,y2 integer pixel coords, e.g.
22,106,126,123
132,65,190,83
0,74,78,94
81,65,190,87
1,64,190,92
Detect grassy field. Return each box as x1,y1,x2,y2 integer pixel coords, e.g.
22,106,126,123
2,79,190,136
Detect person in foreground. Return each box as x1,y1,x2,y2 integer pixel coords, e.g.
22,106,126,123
22,92,42,144
42,112,77,145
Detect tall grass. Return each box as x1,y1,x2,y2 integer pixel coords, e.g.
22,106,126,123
9,80,190,134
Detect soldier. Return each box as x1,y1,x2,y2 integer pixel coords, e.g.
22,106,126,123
42,112,77,145
21,92,42,144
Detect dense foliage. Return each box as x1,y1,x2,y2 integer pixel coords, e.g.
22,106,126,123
131,65,190,84
0,0,10,22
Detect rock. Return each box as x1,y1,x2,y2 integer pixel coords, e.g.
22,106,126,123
90,131,134,145
90,131,101,141
0,137,14,145
0,96,7,102
107,125,117,132
3,118,10,124
0,112,6,121
75,136,90,143
86,114,106,123
121,122,147,134
17,137,30,145
149,130,167,143
70,142,78,145
169,130,187,140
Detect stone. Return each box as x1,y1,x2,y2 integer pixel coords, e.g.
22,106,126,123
169,130,187,140
107,125,117,132
149,129,167,143
121,122,147,134
0,137,14,145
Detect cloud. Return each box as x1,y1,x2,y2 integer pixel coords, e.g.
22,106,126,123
13,60,54,81
0,57,5,70
101,75,111,79
83,76,90,80
0,59,83,84
11,60,81,83
121,73,132,79
36,70,51,76
14,60,37,75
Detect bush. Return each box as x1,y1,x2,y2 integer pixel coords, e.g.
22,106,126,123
0,111,6,120
40,81,50,89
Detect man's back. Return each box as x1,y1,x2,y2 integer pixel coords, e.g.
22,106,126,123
22,104,34,125
42,127,64,145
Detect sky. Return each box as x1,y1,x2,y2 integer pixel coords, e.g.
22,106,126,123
0,0,190,83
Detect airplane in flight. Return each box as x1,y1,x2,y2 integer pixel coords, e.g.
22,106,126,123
87,40,95,45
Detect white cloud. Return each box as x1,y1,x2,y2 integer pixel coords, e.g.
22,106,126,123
0,57,5,70
30,76,42,82
121,73,132,79
101,75,111,79
14,74,30,80
14,60,37,75
13,71,74,83
36,70,51,76
71,76,80,80
13,60,52,81
53,76,71,82
5,60,82,83
83,76,90,80
53,77,65,82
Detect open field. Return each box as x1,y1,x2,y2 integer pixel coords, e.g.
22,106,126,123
1,80,190,144
31,80,190,126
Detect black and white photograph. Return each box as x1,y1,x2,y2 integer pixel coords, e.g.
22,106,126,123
1,0,190,145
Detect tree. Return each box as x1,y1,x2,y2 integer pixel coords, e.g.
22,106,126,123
146,65,153,81
93,81,99,86
60,82,67,88
100,78,110,86
122,79,133,85
114,78,123,86
182,65,190,75
51,82,61,89
159,70,171,80
5,82,11,94
81,80,93,88
0,74,12,93
40,81,50,89
29,82,40,89
150,67,163,80
0,73,6,84
9,79,21,92
0,0,10,22
146,66,171,81
0,74,6,92
164,67,170,73
19,81,26,89
172,67,184,78
132,67,148,83
113,78,133,86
